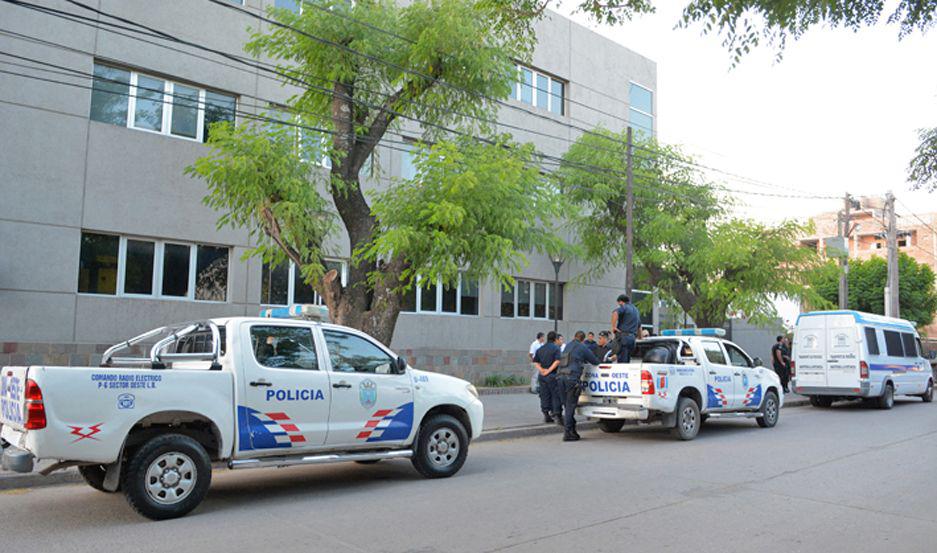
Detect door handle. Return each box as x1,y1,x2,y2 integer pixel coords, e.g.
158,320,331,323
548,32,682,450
734,373,741,376
395,386,412,393
332,381,352,389
249,380,272,387
708,371,717,375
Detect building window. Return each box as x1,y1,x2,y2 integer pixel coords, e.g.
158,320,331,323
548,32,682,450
77,232,230,302
500,278,564,320
511,64,565,115
90,62,236,143
274,0,301,12
260,259,347,306
401,274,479,316
628,82,653,137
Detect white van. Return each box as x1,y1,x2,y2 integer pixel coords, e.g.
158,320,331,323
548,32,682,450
792,310,934,409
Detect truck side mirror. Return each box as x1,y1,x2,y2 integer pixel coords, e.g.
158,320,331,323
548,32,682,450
395,356,408,374
753,357,764,367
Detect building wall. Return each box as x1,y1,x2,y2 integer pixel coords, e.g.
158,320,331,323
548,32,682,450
0,1,657,383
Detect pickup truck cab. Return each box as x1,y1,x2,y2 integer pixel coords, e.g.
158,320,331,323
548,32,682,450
578,328,783,440
1,309,483,520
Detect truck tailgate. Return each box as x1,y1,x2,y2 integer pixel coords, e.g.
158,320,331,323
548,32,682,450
583,364,643,397
1,366,29,431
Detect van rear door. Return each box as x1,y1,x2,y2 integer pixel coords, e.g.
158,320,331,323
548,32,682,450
794,315,828,388
825,315,860,389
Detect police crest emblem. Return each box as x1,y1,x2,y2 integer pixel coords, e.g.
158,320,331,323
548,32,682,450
359,378,377,408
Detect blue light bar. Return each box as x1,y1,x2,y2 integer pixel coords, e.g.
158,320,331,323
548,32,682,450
661,328,726,337
260,304,330,321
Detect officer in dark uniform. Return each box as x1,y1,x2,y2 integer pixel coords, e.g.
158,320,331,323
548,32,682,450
533,331,563,423
611,294,640,363
556,330,600,441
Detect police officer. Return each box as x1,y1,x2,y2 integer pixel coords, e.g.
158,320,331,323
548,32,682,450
556,330,600,441
533,331,563,423
611,294,640,363
594,330,615,363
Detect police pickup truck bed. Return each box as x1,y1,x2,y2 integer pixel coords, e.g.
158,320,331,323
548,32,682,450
0,315,483,520
578,329,783,440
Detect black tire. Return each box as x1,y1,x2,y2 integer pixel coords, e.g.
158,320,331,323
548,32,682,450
597,419,625,433
354,460,381,465
411,414,469,479
78,464,119,493
122,434,211,520
670,397,700,441
809,395,833,408
756,391,780,428
878,383,895,410
920,379,933,403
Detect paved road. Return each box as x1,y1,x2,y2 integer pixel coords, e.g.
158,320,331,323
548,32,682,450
2,399,935,552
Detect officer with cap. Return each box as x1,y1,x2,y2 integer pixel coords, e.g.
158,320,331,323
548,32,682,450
556,330,600,441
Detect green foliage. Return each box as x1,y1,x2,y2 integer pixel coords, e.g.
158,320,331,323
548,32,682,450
482,373,527,387
808,254,937,330
908,127,937,192
558,129,823,328
362,136,563,292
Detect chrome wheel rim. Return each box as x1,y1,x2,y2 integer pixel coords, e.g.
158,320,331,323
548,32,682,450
681,406,697,434
427,427,460,468
145,452,197,505
765,397,778,424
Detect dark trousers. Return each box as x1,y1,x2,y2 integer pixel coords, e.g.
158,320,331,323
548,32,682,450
618,334,636,363
775,365,790,390
558,375,581,433
538,373,562,416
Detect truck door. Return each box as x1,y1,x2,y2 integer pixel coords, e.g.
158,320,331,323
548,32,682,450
826,316,859,390
724,342,759,409
237,323,332,453
700,340,734,410
793,315,828,390
320,328,414,448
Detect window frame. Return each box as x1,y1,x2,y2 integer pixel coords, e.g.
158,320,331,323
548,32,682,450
401,273,480,317
700,340,728,365
900,333,918,359
321,327,399,375
628,81,654,136
864,327,881,355
883,330,904,357
248,324,321,372
78,231,230,303
511,64,566,116
499,278,563,321
260,258,349,307
723,343,752,368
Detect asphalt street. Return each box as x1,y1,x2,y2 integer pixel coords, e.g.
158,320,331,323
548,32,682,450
1,399,935,552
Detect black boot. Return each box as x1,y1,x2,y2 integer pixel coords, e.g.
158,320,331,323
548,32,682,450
555,414,565,426
543,413,554,423
563,432,580,442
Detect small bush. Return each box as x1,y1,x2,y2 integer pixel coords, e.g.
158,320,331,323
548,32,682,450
482,374,526,387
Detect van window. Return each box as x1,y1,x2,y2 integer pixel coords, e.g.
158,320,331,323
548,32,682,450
863,327,880,355
883,330,904,357
900,333,918,358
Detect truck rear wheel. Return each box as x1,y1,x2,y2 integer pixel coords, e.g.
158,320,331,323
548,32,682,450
78,464,119,493
597,419,625,433
122,434,211,520
920,380,933,403
756,391,780,428
411,414,468,479
878,383,895,410
670,397,700,441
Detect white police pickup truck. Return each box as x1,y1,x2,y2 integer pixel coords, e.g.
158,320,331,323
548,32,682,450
0,307,483,520
578,329,783,440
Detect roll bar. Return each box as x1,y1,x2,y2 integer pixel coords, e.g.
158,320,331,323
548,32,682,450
100,321,223,370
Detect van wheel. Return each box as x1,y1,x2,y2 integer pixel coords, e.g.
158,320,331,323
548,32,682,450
411,414,468,479
78,464,119,493
757,391,780,428
878,383,895,410
670,397,700,441
122,434,211,520
809,396,833,408
597,419,625,433
920,380,933,403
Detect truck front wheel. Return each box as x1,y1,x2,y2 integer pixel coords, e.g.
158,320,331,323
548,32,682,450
597,419,625,433
756,391,780,428
122,434,212,520
670,397,700,441
78,464,119,493
411,414,468,479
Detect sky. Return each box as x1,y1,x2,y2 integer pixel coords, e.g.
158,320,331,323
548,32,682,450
561,1,937,224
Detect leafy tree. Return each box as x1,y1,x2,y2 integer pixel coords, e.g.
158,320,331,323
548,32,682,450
909,127,937,191
187,0,559,345
808,254,937,330
557,128,822,328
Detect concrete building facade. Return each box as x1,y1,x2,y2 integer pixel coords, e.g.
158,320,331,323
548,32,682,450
0,1,657,383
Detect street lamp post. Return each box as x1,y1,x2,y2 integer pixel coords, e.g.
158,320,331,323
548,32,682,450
550,255,565,333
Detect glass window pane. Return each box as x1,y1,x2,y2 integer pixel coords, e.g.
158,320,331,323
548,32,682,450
323,330,395,374
401,144,417,180
629,108,653,138
884,330,903,357
161,243,190,297
517,280,530,317
203,91,236,143
250,325,318,370
132,75,165,132
701,341,726,365
324,260,344,285
420,279,437,312
124,239,155,295
520,68,533,105
90,64,130,125
261,262,289,305
536,74,548,109
401,284,417,312
550,79,564,115
534,282,546,318
864,327,879,355
460,277,479,315
441,283,457,313
629,83,653,114
77,232,118,294
195,245,228,301
293,265,316,304
500,283,515,317
275,0,300,12
170,84,199,139
901,333,917,358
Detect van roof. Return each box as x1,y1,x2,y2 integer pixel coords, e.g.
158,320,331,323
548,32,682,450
796,310,916,332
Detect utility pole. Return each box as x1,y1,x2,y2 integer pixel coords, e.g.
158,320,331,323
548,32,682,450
885,192,899,318
838,194,852,309
625,126,634,297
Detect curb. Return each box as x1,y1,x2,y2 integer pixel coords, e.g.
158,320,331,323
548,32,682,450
476,421,596,443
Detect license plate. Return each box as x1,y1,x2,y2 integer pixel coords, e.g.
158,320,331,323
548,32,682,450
603,397,616,405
